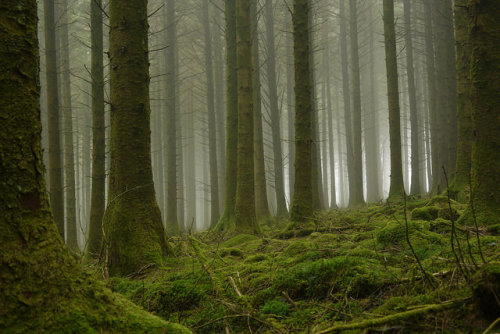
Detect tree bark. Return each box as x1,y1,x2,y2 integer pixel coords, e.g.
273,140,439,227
290,0,313,224
383,0,405,200
104,0,169,276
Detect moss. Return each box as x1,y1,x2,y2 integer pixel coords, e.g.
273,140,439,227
472,263,500,320
487,224,500,235
262,299,290,316
377,221,417,246
221,233,259,248
283,240,318,256
219,247,245,258
411,206,439,221
245,254,268,263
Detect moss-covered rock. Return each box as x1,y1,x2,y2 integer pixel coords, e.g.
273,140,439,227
472,263,500,320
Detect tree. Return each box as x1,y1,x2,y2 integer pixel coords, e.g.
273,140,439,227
202,0,220,228
103,0,169,276
348,0,364,206
264,0,288,218
451,0,472,202
165,0,178,235
290,0,313,223
0,1,188,331
383,0,405,200
43,0,64,237
215,0,238,232
252,0,272,223
87,0,106,258
465,0,500,225
403,0,420,196
234,0,260,234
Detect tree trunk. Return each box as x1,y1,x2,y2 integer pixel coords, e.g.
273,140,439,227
466,0,500,225
0,2,188,331
164,0,178,235
383,0,405,200
104,0,169,276
264,0,288,218
215,0,238,232
348,0,364,206
285,8,295,201
87,0,106,258
340,0,354,206
403,0,420,196
252,0,272,223
202,0,220,228
43,0,64,238
234,0,259,234
290,0,313,224
451,0,472,202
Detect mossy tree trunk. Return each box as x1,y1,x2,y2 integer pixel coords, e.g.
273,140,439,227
202,0,220,228
215,0,238,232
466,0,500,225
452,0,472,202
87,0,106,258
252,0,272,224
0,2,188,332
264,0,288,218
164,0,178,235
104,0,169,276
290,0,313,223
348,0,365,206
383,0,405,201
234,0,260,234
43,0,64,238
403,0,420,196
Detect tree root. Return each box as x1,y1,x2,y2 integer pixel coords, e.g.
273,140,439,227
314,298,468,333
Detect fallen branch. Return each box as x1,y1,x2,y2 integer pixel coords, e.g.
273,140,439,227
228,276,243,297
314,299,467,334
483,317,500,334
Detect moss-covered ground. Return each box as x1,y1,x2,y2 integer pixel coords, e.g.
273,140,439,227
109,197,500,333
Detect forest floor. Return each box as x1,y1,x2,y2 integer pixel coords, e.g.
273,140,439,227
105,195,500,333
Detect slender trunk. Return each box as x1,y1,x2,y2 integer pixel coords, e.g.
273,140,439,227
264,0,288,218
202,0,220,228
348,0,364,206
285,9,295,201
340,0,354,205
87,0,106,257
215,0,238,231
252,0,272,222
43,0,64,238
325,42,337,208
383,0,405,200
164,0,178,234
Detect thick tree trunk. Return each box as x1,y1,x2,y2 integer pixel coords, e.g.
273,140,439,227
348,0,364,206
43,0,64,238
383,0,405,200
87,0,106,258
234,0,259,234
465,0,500,225
0,2,188,331
451,0,472,202
252,0,272,223
202,0,220,228
290,0,313,224
215,0,238,232
104,0,169,276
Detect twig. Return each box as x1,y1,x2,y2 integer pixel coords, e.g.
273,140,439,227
483,317,500,334
282,291,299,311
228,276,242,297
314,299,468,333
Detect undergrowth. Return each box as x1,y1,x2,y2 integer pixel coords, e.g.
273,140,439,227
108,197,500,333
